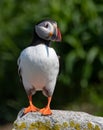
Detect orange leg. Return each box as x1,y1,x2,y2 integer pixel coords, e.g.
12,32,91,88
39,97,52,115
24,95,39,114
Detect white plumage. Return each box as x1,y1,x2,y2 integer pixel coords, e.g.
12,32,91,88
18,44,59,96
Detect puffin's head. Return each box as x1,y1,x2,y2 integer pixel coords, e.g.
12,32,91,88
35,19,62,42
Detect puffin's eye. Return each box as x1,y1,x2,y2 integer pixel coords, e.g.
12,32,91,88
45,23,49,28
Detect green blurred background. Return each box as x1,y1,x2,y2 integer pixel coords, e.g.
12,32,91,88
0,0,103,125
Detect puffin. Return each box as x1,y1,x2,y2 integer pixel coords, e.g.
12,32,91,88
17,19,62,115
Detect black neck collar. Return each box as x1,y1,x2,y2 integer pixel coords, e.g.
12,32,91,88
30,31,51,47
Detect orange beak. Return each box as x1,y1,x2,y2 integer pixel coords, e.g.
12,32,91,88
49,32,53,37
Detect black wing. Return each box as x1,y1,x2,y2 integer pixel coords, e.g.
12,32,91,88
17,58,22,82
58,55,62,75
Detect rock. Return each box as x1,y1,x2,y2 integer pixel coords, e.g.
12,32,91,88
13,109,103,130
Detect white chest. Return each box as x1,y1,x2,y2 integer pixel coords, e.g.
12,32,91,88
18,44,59,89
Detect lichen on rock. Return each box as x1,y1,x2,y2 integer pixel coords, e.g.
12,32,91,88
13,110,103,130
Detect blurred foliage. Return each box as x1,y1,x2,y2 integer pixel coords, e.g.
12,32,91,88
0,0,103,124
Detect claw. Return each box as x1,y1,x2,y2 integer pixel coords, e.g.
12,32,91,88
24,104,39,114
39,107,52,115
39,97,52,115
24,95,39,114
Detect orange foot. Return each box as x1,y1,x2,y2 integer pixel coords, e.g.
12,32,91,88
24,104,39,114
39,107,52,115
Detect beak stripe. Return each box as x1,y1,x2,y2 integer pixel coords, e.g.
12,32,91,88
51,27,57,40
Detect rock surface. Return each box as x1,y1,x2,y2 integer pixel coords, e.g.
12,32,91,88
13,109,103,130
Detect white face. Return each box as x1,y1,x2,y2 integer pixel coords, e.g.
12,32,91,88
35,21,57,41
